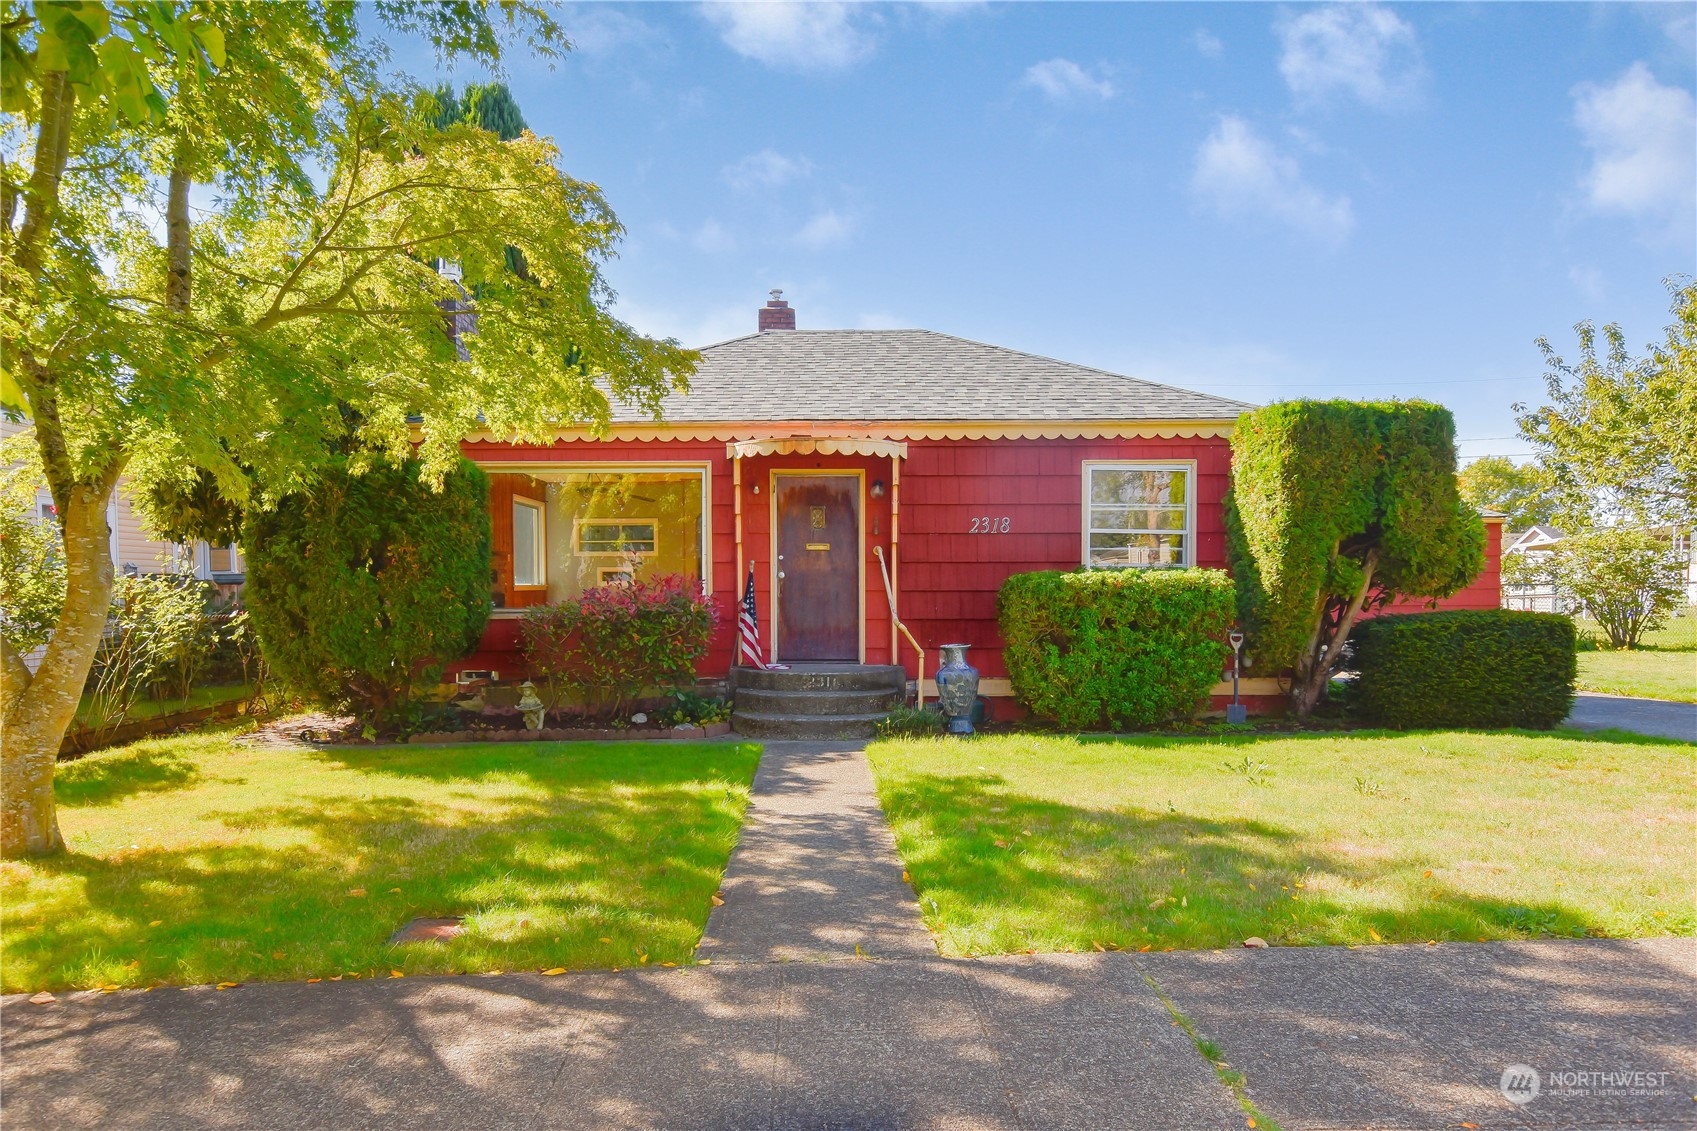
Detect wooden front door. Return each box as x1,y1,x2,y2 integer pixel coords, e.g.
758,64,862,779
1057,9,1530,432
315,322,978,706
774,474,860,661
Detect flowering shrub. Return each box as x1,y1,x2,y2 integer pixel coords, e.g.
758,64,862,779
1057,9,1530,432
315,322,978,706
521,574,719,720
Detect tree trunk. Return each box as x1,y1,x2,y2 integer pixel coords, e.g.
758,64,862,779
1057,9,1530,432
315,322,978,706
166,153,192,312
1,471,120,857
1290,551,1380,718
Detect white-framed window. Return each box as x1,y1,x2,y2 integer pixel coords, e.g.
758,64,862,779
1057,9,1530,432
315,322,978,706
576,520,657,556
1082,461,1194,568
513,497,546,587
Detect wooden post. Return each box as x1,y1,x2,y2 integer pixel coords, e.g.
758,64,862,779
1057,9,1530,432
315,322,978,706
890,456,901,666
733,452,744,602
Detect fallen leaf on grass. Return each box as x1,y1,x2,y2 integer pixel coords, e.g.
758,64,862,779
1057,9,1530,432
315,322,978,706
542,968,567,976
347,888,366,897
698,958,712,965
29,992,55,1004
1368,928,1382,942
993,840,1010,849
901,871,910,883
1138,945,1152,952
1422,869,1433,878
1148,897,1166,910
216,982,240,990
329,976,343,981
100,985,120,993
389,970,404,978
124,960,140,969
710,894,725,907
148,920,163,927
1461,1123,1478,1129
1091,940,1106,952
599,936,612,943
388,888,401,894
271,951,286,960
307,978,322,984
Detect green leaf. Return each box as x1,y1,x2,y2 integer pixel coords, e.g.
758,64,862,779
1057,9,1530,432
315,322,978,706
192,22,225,69
61,3,112,41
0,367,28,416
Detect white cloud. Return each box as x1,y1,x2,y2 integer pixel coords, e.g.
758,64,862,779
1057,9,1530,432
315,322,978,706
1572,63,1696,242
691,219,736,253
1192,115,1354,244
1193,29,1223,59
1276,4,1423,109
722,149,814,191
558,5,659,54
1020,58,1115,103
793,209,855,249
700,2,875,71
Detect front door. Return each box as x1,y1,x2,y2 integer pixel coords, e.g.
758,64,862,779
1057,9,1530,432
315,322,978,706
774,474,860,661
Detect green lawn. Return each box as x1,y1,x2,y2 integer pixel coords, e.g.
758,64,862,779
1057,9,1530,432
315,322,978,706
867,730,1695,956
1576,613,1697,652
1577,650,1697,702
1,729,761,993
74,682,253,726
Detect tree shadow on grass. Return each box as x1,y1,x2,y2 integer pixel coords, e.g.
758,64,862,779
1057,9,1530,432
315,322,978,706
6,744,762,993
53,741,202,807
883,771,1605,956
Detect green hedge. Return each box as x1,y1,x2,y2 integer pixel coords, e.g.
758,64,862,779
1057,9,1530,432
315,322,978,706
998,568,1235,730
1348,610,1576,729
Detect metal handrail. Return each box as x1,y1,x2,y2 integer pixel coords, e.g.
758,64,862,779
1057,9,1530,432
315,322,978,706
871,545,924,709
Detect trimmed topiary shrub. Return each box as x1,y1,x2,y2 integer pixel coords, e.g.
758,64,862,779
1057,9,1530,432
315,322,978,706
1226,399,1486,717
998,568,1236,730
1348,609,1576,729
244,456,492,732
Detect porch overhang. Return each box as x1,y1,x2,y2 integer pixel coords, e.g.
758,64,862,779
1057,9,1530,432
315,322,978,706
726,436,909,460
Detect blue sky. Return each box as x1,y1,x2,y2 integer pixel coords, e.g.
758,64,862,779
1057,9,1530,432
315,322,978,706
392,2,1696,463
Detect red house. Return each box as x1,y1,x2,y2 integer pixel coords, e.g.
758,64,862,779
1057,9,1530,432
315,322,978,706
457,293,1502,730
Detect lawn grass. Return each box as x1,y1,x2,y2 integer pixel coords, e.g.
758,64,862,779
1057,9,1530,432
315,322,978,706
1576,650,1697,702
73,682,253,726
867,730,1695,956
0,728,761,993
1575,613,1697,652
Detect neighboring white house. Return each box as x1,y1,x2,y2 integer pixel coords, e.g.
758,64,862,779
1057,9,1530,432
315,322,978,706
1502,525,1570,613
1502,522,1697,612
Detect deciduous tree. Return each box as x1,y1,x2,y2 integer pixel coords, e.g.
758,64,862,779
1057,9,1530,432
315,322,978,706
1516,280,1697,530
1457,455,1562,531
0,3,694,857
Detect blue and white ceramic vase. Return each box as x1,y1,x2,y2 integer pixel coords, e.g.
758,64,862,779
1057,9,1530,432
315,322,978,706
934,644,979,735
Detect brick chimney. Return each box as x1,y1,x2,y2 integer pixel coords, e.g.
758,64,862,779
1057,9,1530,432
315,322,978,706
758,289,796,331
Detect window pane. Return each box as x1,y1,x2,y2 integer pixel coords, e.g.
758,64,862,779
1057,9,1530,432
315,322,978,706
482,470,704,606
1089,506,1188,531
578,522,657,554
208,545,233,572
1088,532,1187,567
513,501,541,586
1089,468,1187,506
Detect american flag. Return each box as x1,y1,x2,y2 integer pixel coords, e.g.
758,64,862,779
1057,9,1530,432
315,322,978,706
738,566,768,670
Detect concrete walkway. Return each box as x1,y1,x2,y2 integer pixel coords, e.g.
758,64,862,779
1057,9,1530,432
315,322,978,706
4,742,1694,1129
1565,691,1696,741
698,741,935,962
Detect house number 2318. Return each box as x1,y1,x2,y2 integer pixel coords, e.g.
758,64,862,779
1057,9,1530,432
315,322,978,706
969,516,1011,533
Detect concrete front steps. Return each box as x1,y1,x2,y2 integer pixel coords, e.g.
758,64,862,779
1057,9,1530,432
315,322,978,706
730,664,906,739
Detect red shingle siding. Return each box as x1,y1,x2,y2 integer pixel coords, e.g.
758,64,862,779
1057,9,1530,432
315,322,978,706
452,434,1501,687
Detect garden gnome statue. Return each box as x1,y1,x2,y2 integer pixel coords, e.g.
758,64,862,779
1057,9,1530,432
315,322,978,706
517,681,546,731
934,644,980,736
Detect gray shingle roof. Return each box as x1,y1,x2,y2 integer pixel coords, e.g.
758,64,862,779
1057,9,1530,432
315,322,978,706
612,329,1251,424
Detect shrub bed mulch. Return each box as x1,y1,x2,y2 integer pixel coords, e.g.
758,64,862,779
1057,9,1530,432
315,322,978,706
254,712,734,747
